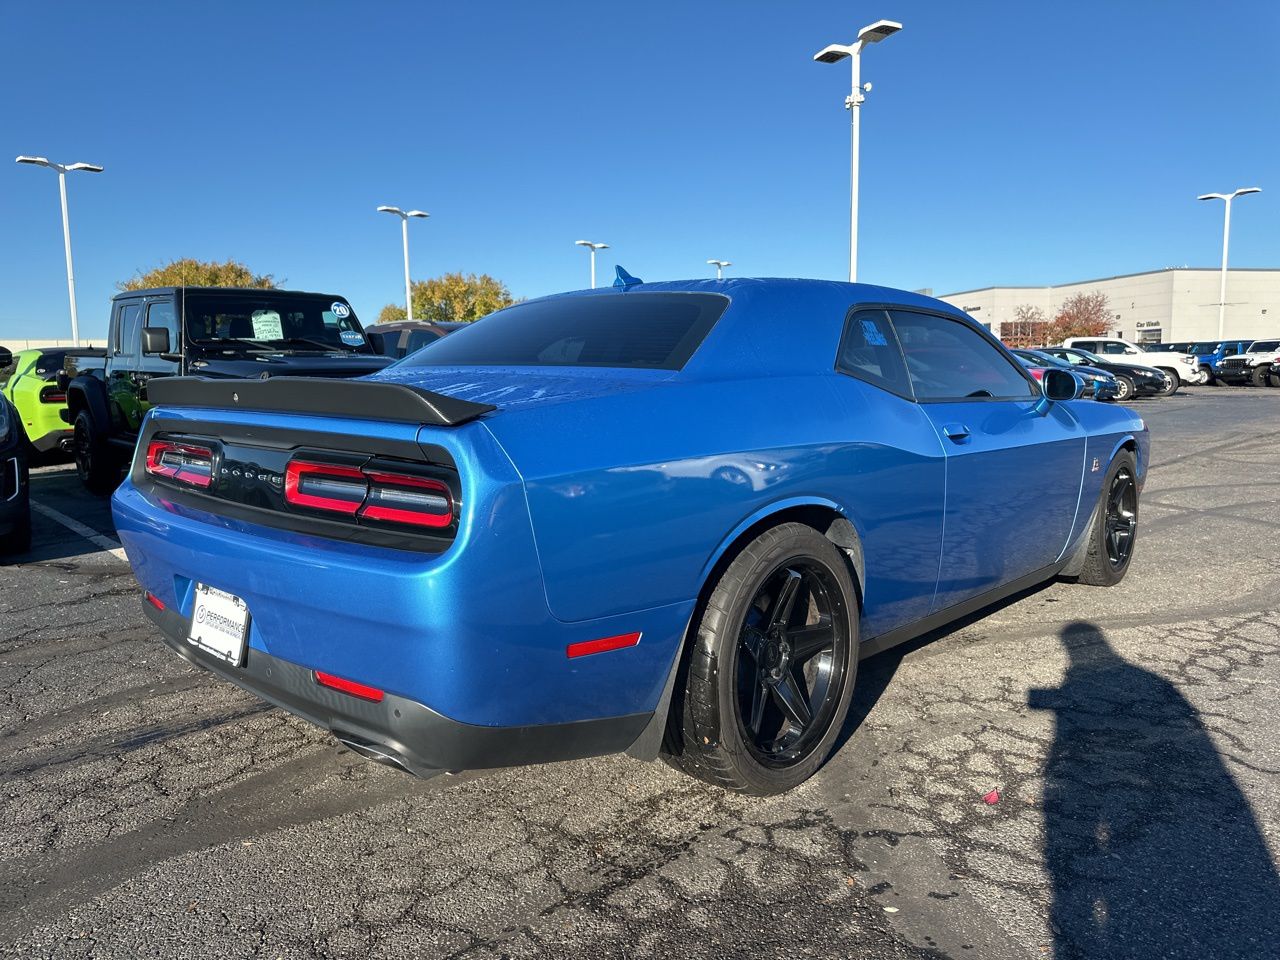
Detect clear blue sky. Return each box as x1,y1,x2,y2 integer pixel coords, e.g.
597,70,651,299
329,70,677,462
1,1,1276,340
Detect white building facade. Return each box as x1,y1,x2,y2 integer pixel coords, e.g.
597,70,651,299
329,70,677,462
937,268,1280,345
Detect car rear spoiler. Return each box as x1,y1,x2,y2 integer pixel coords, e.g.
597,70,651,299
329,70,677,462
146,376,496,427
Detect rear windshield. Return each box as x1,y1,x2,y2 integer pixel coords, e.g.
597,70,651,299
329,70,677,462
31,351,68,379
182,293,371,353
399,293,728,370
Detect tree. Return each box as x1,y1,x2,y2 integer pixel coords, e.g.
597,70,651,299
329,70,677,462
1002,304,1050,348
1048,291,1111,343
377,272,515,324
119,258,277,291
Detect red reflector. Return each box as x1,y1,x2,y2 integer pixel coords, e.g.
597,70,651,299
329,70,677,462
146,440,214,488
314,670,385,702
566,632,642,659
145,591,165,611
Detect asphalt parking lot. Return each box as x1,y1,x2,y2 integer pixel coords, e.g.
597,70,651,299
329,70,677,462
2,386,1278,960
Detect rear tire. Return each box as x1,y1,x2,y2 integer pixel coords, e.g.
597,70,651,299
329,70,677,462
73,409,120,495
1077,451,1139,587
662,522,858,795
1113,376,1135,401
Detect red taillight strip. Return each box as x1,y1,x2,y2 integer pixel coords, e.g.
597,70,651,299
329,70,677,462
284,460,367,515
314,670,385,702
566,632,642,659
146,440,214,488
39,386,67,404
360,471,453,528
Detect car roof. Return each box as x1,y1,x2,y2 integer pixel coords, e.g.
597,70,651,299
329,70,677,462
113,287,349,301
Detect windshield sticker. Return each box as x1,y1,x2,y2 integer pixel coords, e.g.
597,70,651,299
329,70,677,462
250,309,284,340
331,302,351,319
861,319,888,346
340,330,365,346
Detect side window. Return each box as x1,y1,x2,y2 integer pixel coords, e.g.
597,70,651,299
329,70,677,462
835,309,912,399
145,301,180,352
1072,340,1096,352
115,302,143,360
890,311,1035,401
405,329,441,355
1100,342,1128,355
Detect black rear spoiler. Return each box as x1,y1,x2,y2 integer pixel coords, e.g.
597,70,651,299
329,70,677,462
146,376,496,427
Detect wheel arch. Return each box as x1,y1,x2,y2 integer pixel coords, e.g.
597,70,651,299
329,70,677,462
66,377,109,433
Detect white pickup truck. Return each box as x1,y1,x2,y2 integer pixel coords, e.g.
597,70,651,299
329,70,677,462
1061,337,1205,395
1210,339,1280,387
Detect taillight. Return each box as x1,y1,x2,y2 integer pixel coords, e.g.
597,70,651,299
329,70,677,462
284,461,366,515
283,459,454,529
146,440,214,488
361,470,452,528
39,385,67,404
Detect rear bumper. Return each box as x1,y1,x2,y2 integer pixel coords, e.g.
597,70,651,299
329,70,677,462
141,597,651,775
30,427,73,453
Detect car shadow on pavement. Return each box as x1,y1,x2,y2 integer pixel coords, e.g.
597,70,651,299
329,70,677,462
1030,621,1280,960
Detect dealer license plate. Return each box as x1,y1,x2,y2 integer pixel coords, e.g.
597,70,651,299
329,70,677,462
187,583,250,666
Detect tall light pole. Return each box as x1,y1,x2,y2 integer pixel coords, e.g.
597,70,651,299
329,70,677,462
377,205,429,320
15,155,103,346
707,259,731,280
1197,187,1261,340
814,19,902,283
575,240,609,288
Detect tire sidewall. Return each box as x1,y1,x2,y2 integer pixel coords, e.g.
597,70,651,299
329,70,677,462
1087,451,1139,585
703,526,859,794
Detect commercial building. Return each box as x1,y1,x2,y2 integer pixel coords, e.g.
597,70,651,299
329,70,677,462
936,267,1280,345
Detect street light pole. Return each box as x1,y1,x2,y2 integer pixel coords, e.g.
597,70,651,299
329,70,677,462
707,259,731,280
15,155,103,346
814,20,902,283
575,240,609,288
377,206,429,321
1198,187,1261,340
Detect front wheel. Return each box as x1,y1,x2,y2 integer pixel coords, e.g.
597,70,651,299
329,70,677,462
663,522,858,795
1076,451,1139,587
1251,365,1272,388
73,409,120,495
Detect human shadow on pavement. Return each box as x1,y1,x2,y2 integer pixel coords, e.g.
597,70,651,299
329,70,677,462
1030,621,1280,960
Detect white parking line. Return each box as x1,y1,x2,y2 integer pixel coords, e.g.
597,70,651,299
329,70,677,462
30,500,128,563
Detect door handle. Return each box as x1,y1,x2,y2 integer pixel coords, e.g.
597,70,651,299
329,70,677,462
942,423,971,442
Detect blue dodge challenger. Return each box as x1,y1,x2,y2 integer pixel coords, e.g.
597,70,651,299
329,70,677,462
113,277,1147,795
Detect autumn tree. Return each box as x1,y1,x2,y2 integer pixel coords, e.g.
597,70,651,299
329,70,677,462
377,272,515,324
119,258,277,291
1047,291,1112,343
1002,304,1050,348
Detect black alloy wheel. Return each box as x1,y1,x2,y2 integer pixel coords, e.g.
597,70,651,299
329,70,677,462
736,560,850,767
1103,466,1138,569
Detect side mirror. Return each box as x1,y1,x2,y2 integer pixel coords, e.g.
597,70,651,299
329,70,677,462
0,347,11,368
1043,368,1083,401
141,327,171,355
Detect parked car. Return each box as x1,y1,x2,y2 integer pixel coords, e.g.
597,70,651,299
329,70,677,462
1143,341,1193,353
1012,349,1119,400
1211,339,1280,387
1187,339,1253,385
1,347,74,457
0,350,32,555
365,320,467,359
113,277,1148,795
1061,337,1202,393
63,287,393,494
1037,346,1168,401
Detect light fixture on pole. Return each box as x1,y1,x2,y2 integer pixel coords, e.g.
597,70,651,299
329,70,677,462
707,259,731,280
574,241,609,289
1197,187,1261,340
813,19,902,283
15,155,104,346
377,205,429,320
